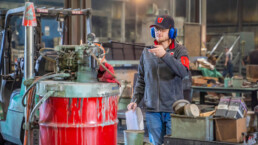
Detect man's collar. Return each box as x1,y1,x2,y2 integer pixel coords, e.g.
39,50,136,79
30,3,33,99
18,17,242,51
154,39,175,50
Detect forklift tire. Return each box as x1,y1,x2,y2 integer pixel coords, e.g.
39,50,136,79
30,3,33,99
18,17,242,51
20,118,25,144
0,133,5,144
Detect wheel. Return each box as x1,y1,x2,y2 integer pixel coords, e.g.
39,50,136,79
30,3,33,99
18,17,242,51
0,133,5,144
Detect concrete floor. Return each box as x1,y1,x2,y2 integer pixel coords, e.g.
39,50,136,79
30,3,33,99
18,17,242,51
3,142,17,145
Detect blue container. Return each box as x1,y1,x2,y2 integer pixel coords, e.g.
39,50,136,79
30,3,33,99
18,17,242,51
224,78,229,88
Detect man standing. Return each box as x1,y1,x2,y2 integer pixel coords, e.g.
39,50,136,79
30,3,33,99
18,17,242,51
223,47,233,78
242,48,258,65
127,15,189,145
248,48,258,65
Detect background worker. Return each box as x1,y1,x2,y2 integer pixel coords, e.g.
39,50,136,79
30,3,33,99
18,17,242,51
223,47,233,78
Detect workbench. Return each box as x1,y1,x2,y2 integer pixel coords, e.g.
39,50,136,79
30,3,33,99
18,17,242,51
191,86,258,109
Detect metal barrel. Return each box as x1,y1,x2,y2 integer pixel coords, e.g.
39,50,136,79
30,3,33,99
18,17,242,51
37,81,119,145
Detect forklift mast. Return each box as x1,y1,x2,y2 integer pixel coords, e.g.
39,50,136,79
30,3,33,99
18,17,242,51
0,6,92,75
0,6,92,145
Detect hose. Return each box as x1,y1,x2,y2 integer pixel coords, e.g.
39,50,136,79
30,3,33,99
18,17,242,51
23,88,34,145
23,73,69,145
39,48,56,62
22,73,70,107
27,91,54,145
94,43,106,63
29,91,54,123
23,76,41,145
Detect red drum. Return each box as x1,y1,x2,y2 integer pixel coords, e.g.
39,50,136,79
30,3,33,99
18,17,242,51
37,81,119,145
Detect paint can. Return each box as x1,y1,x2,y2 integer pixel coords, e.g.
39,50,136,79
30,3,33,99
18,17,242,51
124,130,144,145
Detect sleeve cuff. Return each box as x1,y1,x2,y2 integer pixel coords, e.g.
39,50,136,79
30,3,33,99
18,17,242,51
161,52,171,62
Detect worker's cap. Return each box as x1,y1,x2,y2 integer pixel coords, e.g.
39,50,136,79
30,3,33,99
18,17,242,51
150,15,174,29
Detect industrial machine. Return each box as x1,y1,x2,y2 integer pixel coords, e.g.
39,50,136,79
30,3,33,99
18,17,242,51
0,3,119,145
33,37,119,145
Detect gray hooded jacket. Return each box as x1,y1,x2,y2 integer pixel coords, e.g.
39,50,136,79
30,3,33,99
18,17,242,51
132,42,189,112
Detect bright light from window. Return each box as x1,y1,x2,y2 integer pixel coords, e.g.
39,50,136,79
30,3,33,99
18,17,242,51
134,0,144,4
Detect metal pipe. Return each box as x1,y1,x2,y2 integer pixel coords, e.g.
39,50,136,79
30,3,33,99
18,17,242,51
107,13,112,39
232,52,240,66
199,0,201,24
80,0,83,44
207,23,258,27
200,0,207,47
216,52,224,64
57,19,64,45
237,0,243,32
55,44,88,49
210,36,224,55
239,41,245,74
229,36,240,52
61,21,64,45
135,2,138,41
85,0,92,42
186,0,191,22
121,0,125,42
86,13,91,35
170,0,176,18
109,40,147,47
24,26,34,84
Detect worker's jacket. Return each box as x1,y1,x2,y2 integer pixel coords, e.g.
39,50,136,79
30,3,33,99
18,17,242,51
132,41,189,112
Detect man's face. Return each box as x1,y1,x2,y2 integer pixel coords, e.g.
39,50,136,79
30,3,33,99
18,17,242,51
154,26,170,43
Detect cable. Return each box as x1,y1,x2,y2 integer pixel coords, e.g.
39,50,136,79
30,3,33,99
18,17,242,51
22,73,70,107
39,48,56,63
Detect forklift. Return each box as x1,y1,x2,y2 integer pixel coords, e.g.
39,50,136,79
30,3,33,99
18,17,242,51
0,5,93,145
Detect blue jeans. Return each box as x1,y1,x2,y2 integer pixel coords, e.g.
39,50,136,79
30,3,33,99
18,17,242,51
223,62,233,78
145,112,171,145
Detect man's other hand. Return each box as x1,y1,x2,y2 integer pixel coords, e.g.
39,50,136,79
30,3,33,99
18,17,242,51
127,102,137,111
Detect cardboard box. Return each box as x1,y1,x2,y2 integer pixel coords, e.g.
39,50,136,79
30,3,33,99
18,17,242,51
246,65,258,82
171,114,214,141
226,97,247,119
192,78,207,86
214,96,231,117
215,118,247,143
202,77,218,82
192,76,218,86
192,76,208,86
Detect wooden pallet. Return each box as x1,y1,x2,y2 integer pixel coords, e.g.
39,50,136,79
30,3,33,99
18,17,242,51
247,77,258,83
246,65,258,82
